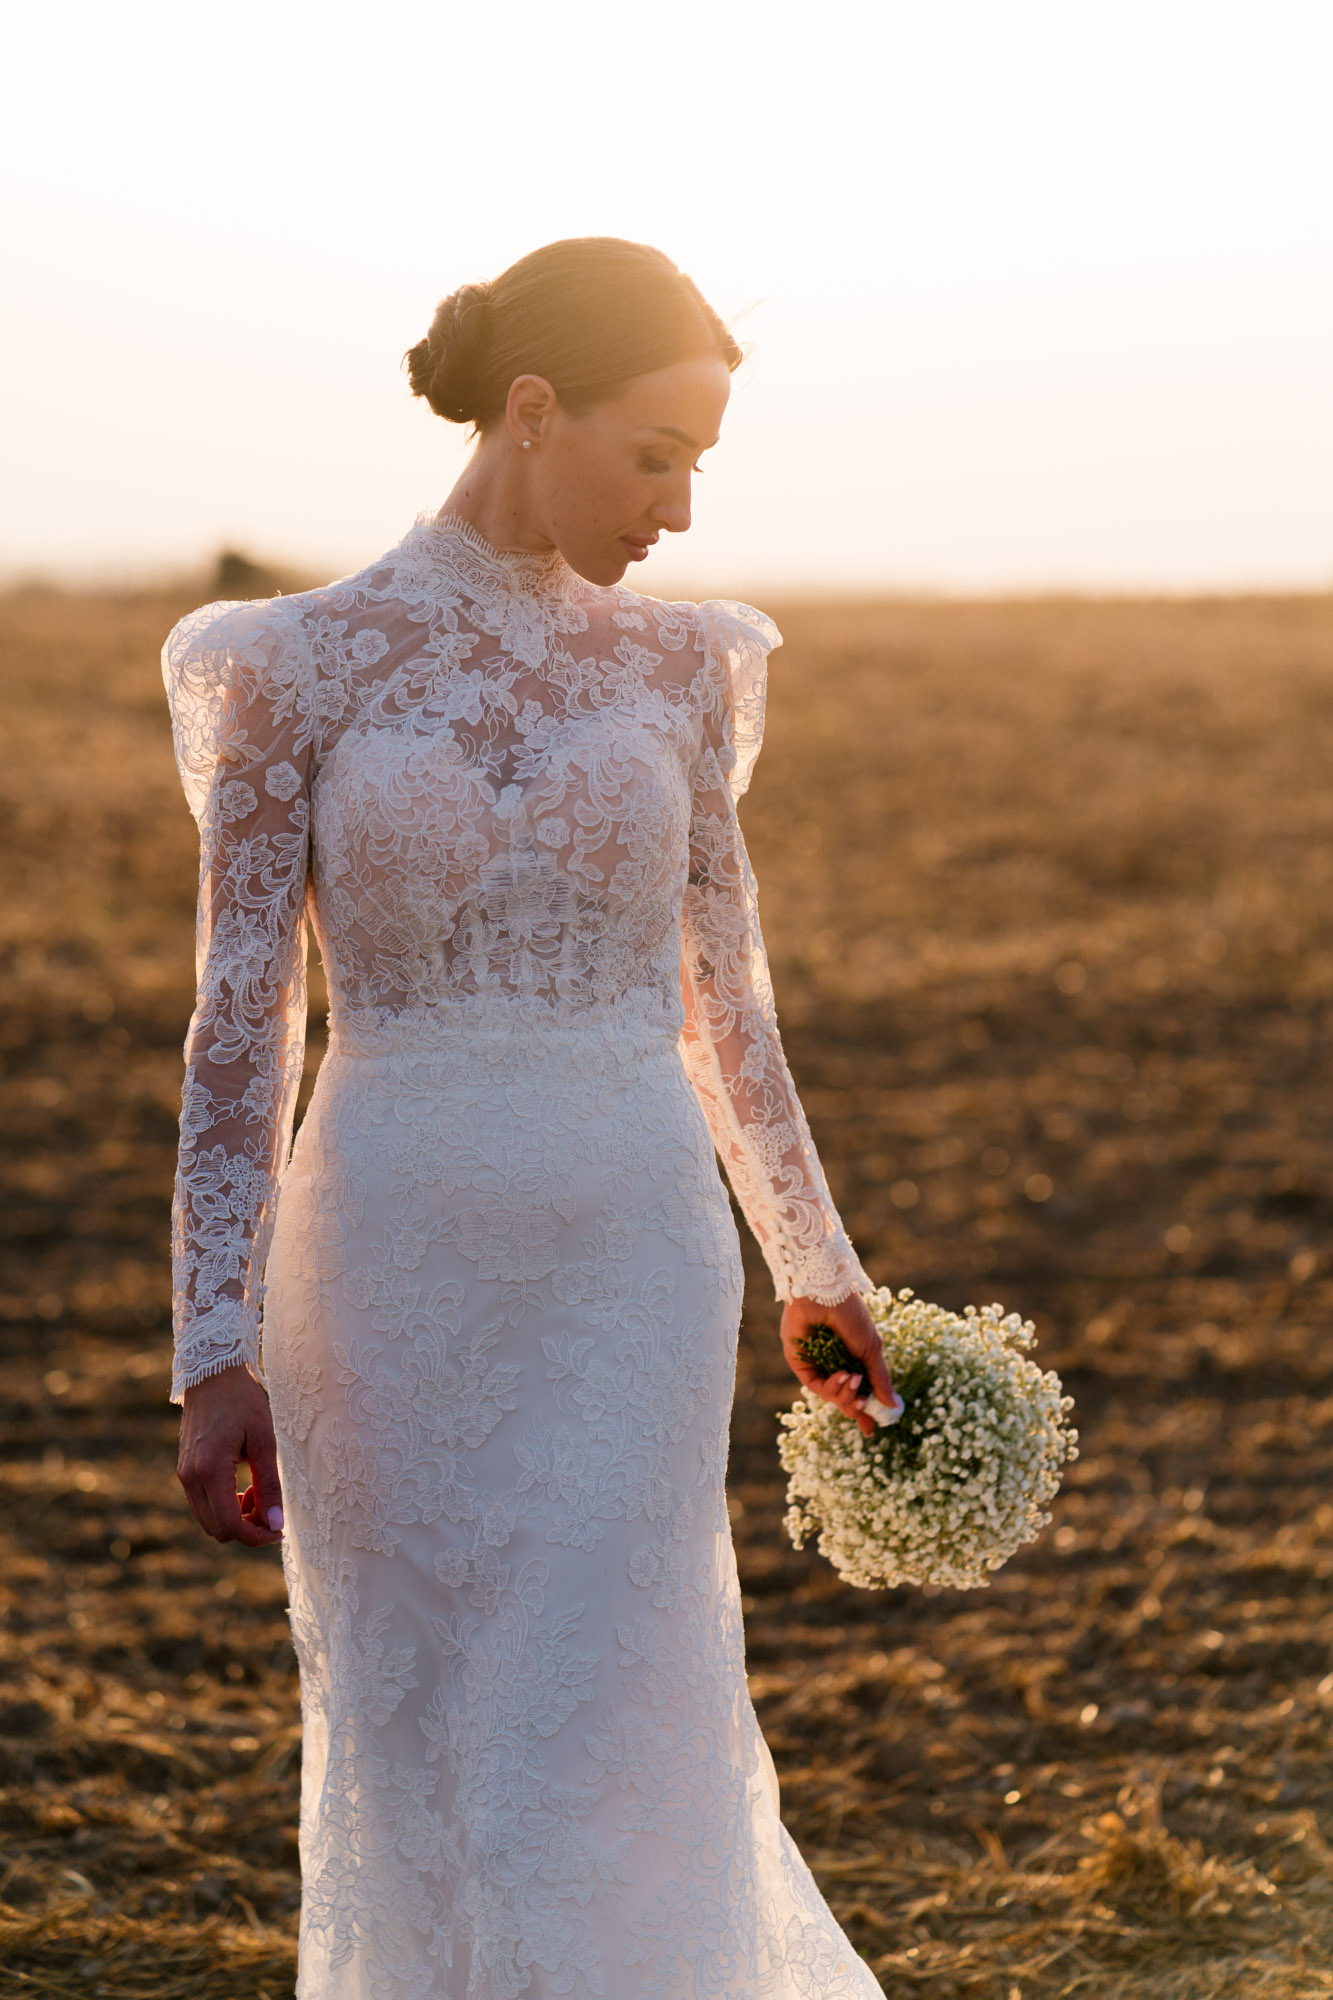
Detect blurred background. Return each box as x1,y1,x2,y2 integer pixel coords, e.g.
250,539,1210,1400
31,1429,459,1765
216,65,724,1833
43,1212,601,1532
4,5,1333,1997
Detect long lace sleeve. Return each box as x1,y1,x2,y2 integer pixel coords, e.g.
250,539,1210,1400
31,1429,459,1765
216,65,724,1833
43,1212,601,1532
679,600,874,1307
162,597,315,1401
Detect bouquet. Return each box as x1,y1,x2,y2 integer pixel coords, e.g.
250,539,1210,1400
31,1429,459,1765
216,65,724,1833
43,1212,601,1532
779,1286,1078,1590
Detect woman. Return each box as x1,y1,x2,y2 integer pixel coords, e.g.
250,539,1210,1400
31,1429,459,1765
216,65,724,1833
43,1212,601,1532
166,236,897,1998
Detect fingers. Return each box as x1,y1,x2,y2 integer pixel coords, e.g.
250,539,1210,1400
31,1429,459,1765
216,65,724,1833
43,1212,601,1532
817,1368,871,1427
203,1471,280,1547
202,1454,248,1543
841,1350,895,1435
827,1299,897,1410
178,1453,283,1548
177,1471,216,1541
177,1366,284,1548
242,1417,285,1537
860,1341,897,1410
234,1486,286,1546
237,1479,286,1546
177,1449,232,1541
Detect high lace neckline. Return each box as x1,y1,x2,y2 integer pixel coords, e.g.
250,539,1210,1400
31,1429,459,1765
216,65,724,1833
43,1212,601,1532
411,509,581,605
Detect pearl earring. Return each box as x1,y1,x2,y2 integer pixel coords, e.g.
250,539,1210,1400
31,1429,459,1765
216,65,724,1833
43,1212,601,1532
521,439,532,450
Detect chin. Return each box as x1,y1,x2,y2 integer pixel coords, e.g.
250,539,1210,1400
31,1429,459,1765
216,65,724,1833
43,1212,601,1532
572,552,630,588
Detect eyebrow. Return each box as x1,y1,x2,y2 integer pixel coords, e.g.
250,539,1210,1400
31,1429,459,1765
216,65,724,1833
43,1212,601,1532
646,426,718,451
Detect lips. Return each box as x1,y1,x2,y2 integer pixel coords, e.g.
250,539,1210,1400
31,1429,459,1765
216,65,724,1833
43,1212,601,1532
621,535,656,560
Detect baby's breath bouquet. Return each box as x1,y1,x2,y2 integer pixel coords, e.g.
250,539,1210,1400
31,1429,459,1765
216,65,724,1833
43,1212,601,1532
779,1287,1078,1591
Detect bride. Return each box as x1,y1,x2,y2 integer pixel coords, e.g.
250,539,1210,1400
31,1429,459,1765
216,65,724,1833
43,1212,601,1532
166,236,897,1998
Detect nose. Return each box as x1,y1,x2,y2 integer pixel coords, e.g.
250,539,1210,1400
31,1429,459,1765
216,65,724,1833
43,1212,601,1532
653,470,693,535
654,498,691,535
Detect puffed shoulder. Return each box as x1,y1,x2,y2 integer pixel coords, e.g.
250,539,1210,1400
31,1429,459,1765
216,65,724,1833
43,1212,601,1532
695,598,783,802
162,595,312,824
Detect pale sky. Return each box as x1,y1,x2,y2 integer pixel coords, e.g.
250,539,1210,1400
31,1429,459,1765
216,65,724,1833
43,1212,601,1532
4,0,1331,594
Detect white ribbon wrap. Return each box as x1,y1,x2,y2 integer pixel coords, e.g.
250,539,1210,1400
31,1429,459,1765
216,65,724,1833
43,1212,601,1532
863,1390,905,1427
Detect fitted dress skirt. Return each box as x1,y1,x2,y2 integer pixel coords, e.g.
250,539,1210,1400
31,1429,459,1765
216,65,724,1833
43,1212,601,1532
260,994,881,2000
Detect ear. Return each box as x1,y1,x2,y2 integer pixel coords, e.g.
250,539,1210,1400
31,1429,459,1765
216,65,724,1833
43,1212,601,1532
506,374,559,450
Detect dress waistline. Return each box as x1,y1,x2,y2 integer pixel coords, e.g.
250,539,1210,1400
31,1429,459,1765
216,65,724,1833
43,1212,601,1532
324,989,684,1068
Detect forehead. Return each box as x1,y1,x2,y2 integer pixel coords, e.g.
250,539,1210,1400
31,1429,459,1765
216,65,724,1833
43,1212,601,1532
602,355,731,440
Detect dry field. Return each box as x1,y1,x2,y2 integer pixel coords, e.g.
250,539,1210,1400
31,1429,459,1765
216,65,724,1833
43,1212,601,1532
2,580,1333,1997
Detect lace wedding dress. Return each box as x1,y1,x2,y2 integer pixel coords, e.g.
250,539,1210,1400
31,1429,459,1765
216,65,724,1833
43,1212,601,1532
164,513,880,1999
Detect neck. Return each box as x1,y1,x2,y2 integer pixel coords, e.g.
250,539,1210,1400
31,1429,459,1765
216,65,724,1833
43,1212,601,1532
438,434,554,556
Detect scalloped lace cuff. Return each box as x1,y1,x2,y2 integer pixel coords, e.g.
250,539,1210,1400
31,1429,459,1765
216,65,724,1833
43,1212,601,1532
767,1235,875,1308
171,1301,261,1403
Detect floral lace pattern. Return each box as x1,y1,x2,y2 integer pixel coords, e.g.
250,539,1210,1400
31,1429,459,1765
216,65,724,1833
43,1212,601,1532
164,514,879,1997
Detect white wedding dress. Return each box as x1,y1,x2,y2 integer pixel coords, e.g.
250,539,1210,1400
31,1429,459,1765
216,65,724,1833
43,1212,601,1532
164,513,880,1999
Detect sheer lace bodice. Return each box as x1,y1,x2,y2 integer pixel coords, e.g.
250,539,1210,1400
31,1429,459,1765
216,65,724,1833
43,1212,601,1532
163,513,872,1398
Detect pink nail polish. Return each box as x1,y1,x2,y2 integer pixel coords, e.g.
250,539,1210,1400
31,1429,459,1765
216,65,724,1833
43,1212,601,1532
267,1506,284,1532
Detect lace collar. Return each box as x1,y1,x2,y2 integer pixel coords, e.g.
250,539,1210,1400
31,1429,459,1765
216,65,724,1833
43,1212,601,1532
402,510,585,610
385,511,592,671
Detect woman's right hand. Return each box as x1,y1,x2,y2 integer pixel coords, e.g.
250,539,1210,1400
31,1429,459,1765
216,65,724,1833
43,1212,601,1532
177,1363,285,1547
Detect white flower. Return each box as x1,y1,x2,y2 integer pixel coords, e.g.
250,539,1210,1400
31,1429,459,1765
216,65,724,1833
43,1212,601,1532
778,1288,1079,1592
264,761,303,801
217,779,257,821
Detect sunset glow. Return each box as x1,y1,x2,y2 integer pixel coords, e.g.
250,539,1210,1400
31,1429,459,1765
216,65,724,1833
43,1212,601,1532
5,0,1332,591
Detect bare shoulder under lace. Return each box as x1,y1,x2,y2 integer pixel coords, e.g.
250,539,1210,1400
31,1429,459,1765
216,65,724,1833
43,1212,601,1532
163,513,872,1399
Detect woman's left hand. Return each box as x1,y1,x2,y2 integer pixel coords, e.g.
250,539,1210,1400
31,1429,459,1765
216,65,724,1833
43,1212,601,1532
780,1290,898,1437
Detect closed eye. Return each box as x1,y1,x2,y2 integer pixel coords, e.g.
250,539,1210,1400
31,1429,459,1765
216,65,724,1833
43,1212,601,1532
639,454,708,476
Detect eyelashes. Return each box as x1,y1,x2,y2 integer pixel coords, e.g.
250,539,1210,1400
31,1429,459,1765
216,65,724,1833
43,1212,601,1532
639,457,707,476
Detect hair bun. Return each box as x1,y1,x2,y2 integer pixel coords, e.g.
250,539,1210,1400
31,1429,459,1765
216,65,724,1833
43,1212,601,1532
406,281,494,423
405,239,741,432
